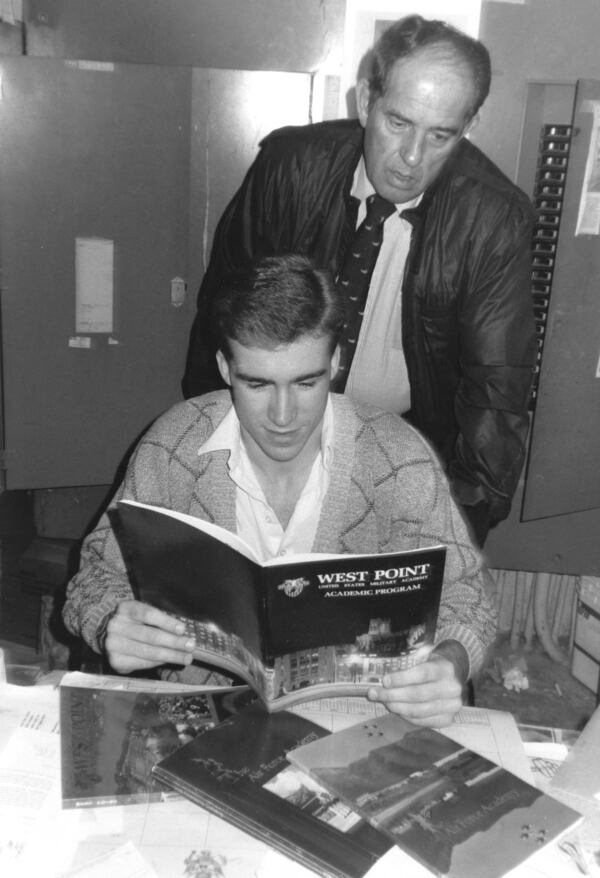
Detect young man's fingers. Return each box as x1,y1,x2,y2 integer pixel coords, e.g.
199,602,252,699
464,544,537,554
115,599,189,636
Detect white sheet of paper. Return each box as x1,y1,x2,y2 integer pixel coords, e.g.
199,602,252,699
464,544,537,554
0,682,59,751
60,841,159,878
75,237,114,334
0,726,65,875
439,705,535,784
291,695,387,732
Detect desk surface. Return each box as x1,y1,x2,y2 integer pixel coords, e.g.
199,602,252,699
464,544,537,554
0,669,598,878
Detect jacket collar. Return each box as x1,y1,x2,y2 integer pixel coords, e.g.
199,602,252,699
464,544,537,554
399,138,468,273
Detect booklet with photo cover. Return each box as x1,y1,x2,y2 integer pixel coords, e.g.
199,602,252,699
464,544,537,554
153,700,393,878
116,499,446,712
60,676,254,809
287,712,583,878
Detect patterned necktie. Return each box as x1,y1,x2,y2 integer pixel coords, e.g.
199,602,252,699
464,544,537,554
334,193,396,392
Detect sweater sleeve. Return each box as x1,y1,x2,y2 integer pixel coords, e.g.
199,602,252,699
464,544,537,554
385,421,498,678
62,493,132,655
61,427,178,654
62,397,224,654
415,445,498,676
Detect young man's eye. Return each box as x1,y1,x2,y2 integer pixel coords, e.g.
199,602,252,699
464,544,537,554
298,380,316,389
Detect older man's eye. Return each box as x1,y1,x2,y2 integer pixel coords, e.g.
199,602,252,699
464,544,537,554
430,131,452,145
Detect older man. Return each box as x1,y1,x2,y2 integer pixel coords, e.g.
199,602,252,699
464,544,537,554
64,254,496,728
183,16,536,546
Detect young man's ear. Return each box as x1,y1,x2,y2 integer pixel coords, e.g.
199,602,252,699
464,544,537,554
216,349,232,387
330,345,341,379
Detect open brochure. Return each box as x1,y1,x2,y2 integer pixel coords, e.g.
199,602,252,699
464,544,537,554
117,499,446,712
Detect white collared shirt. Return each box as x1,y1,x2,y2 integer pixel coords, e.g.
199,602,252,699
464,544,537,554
198,399,334,563
344,157,420,415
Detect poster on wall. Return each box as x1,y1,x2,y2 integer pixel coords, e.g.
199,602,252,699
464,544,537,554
339,0,482,118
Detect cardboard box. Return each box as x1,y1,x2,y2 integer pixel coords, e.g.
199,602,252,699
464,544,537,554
571,577,600,694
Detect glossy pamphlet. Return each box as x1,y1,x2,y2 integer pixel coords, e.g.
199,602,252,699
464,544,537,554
153,701,393,878
60,680,253,808
117,499,446,711
287,712,583,878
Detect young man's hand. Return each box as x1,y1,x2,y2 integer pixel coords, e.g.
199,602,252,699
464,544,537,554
101,600,196,675
367,651,464,728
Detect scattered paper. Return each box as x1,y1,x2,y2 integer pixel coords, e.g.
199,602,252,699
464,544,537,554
60,841,159,878
550,705,600,817
0,728,63,875
439,706,535,784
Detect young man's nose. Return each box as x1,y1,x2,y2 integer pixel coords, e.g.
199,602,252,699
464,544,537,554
269,387,296,426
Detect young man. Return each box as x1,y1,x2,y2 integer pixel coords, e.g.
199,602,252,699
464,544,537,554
64,255,497,728
183,15,536,546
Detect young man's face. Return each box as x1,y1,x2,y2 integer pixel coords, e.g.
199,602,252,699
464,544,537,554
356,46,478,204
216,334,339,468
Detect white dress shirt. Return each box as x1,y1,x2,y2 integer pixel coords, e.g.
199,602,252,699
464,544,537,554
198,399,334,563
345,157,421,415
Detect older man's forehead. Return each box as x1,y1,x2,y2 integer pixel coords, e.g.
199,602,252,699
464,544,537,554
383,44,478,119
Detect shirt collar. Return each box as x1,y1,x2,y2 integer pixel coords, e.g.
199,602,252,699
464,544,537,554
198,396,335,472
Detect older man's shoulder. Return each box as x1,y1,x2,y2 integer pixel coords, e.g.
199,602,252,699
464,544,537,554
259,119,362,158
453,139,534,218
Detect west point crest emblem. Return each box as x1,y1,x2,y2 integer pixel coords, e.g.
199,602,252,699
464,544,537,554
277,577,310,597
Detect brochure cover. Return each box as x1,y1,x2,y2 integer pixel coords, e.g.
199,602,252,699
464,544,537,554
117,499,446,711
287,713,583,878
60,679,254,808
153,701,393,878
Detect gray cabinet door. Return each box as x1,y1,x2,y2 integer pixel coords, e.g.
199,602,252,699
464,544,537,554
0,56,193,488
523,79,600,520
0,57,311,489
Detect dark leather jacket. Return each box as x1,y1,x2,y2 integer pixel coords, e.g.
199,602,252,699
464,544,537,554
183,120,536,530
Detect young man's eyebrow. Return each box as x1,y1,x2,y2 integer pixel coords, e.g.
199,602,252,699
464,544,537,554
235,368,328,383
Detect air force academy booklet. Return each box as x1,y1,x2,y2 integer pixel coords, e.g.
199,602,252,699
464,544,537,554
153,701,394,878
287,713,583,878
116,499,446,712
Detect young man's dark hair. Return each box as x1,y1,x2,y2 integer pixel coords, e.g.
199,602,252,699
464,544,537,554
210,254,346,358
368,15,491,117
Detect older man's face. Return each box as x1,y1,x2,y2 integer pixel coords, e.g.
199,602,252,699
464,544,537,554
356,46,478,204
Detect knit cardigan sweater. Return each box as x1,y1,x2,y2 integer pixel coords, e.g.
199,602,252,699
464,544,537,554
63,392,497,677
